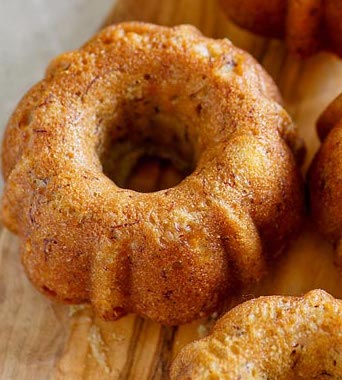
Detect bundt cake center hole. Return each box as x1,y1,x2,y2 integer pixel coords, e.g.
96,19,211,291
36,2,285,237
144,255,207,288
124,155,187,193
98,102,196,193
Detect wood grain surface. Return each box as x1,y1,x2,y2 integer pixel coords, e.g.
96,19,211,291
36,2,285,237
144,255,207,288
1,0,342,379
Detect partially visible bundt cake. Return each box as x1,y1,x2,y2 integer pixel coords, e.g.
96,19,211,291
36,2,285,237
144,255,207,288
309,93,342,269
170,290,342,379
1,22,304,325
219,0,342,57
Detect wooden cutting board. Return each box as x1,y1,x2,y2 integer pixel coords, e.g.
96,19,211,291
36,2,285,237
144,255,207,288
1,0,342,379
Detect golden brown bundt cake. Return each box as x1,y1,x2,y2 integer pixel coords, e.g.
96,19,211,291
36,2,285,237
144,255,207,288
218,0,342,57
1,22,304,325
170,290,342,379
309,93,342,269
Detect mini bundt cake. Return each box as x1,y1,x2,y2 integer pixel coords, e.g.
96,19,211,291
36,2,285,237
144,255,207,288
170,289,342,379
1,22,304,325
309,93,342,269
218,0,342,57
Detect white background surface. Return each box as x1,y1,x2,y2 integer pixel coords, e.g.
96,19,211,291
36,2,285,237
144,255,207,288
0,0,113,155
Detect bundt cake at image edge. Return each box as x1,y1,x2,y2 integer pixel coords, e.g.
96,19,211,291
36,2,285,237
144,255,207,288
170,289,342,379
1,22,304,325
218,0,342,57
309,93,342,270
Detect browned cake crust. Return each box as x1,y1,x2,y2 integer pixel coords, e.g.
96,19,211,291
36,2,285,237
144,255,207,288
170,290,342,379
309,93,342,269
1,22,304,325
218,0,342,57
